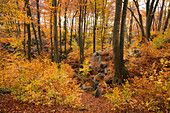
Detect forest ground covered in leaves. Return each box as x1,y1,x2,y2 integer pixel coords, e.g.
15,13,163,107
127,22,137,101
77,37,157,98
0,0,170,112
0,32,170,112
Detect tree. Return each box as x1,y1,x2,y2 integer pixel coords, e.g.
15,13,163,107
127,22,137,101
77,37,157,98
70,10,78,51
146,0,159,40
26,3,40,55
112,0,129,84
36,0,43,53
25,0,31,61
157,0,165,31
79,0,83,64
93,0,97,53
163,3,170,32
59,0,62,55
53,0,59,63
128,0,159,41
101,0,106,51
64,1,69,54
128,4,133,46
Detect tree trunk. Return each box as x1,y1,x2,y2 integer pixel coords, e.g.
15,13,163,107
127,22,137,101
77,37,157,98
120,0,128,66
79,0,83,64
129,5,133,46
101,0,105,51
146,0,159,40
163,3,170,32
82,0,87,63
112,0,123,84
70,10,78,52
64,4,68,54
158,0,165,31
16,1,21,38
59,1,62,55
53,0,59,63
50,10,53,61
120,0,129,80
133,0,145,38
25,0,31,61
93,0,97,53
36,0,43,53
27,3,40,55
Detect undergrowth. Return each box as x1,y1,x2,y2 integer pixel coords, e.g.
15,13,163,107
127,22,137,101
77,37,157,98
105,30,170,112
0,53,82,108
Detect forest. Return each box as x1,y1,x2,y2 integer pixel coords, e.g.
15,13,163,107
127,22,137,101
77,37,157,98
0,0,170,112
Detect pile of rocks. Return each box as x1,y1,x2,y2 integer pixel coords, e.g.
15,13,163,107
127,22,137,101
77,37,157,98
81,48,114,97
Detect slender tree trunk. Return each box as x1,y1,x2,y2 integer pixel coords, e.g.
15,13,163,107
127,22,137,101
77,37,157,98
82,0,87,63
113,0,123,84
146,0,159,40
27,4,40,55
101,0,105,51
158,0,165,31
25,0,31,61
36,0,43,53
120,0,129,80
163,4,170,32
64,4,68,54
16,1,21,38
50,10,53,61
120,0,128,66
59,1,62,55
79,0,83,64
93,0,97,53
70,10,78,51
53,0,59,63
24,21,26,56
133,0,145,38
129,6,133,46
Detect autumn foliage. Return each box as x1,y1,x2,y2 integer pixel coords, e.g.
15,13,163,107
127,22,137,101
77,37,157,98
0,0,170,112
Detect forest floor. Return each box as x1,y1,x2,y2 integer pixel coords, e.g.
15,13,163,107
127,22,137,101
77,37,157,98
0,44,169,113
0,92,115,113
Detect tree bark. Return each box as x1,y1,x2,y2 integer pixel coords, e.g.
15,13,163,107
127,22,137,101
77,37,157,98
158,0,165,31
27,3,40,55
50,10,53,61
112,0,123,84
82,0,87,63
59,1,62,55
163,3,170,32
79,0,83,64
133,0,145,38
53,0,59,63
93,0,97,53
25,0,31,61
120,0,128,67
36,0,43,53
64,3,68,54
101,0,105,51
129,5,133,46
70,10,78,51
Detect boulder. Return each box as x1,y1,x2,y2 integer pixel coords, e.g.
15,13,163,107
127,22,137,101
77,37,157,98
81,48,114,97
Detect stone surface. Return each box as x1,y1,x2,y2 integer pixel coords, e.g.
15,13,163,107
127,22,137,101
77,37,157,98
81,47,114,97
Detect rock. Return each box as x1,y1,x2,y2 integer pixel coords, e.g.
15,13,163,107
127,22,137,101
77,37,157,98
96,56,101,64
96,50,102,56
81,84,87,90
0,88,11,94
100,62,107,68
94,87,103,97
95,67,104,73
104,68,110,75
92,77,100,89
89,50,102,64
95,73,105,80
